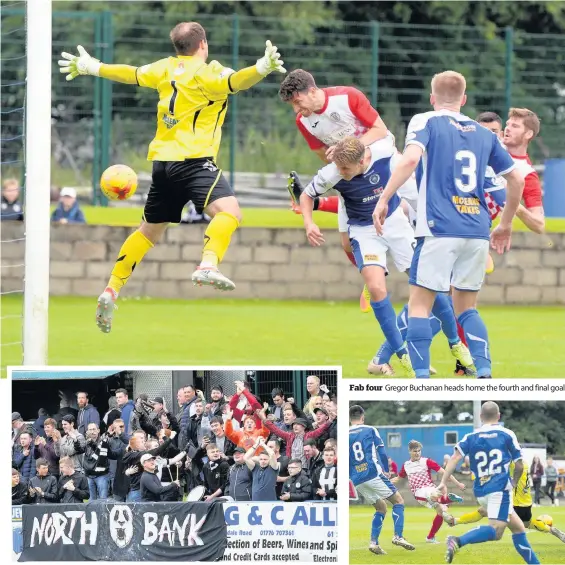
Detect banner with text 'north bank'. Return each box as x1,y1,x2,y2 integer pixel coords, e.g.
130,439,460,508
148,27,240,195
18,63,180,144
20,501,226,561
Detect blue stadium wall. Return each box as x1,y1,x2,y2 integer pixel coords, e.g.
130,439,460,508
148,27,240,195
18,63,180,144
378,424,474,469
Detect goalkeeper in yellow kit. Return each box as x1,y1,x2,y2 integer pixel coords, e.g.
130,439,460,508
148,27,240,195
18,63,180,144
444,461,565,543
58,22,286,333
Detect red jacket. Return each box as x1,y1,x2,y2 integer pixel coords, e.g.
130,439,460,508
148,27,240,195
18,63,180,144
263,420,331,458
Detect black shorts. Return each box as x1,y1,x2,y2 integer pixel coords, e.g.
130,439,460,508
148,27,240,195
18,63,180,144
143,158,234,224
514,505,532,523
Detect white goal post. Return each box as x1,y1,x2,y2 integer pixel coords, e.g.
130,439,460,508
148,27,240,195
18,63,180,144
23,0,52,364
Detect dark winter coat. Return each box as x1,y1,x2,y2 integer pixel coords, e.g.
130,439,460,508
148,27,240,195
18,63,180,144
29,475,59,504
77,404,101,436
281,471,313,502
58,471,89,503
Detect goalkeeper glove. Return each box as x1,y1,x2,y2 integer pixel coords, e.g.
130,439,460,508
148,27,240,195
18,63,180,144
255,40,286,76
58,45,101,81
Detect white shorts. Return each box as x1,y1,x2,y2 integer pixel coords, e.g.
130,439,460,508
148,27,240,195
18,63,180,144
477,490,514,522
338,196,349,233
349,206,415,273
414,485,440,509
410,236,489,292
355,474,397,504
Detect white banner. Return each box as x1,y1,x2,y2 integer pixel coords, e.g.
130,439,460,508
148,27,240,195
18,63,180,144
222,502,338,562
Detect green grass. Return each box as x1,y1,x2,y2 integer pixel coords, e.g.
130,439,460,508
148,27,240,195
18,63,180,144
350,504,565,564
53,205,565,231
60,206,342,229
2,296,564,377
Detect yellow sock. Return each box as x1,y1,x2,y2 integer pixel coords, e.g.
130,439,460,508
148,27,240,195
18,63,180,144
200,211,239,267
485,253,495,274
456,510,483,525
530,518,550,533
107,230,154,295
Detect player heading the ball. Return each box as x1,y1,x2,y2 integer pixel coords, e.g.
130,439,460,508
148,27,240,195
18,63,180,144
58,23,285,333
373,71,525,378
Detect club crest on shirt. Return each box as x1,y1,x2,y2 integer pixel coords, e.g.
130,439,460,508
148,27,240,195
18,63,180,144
202,160,218,172
174,62,185,76
369,174,380,185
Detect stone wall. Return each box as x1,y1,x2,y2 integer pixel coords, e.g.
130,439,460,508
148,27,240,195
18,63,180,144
1,222,564,304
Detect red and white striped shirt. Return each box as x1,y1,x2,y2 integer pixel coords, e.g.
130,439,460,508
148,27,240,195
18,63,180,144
485,152,542,220
296,86,378,149
399,457,441,497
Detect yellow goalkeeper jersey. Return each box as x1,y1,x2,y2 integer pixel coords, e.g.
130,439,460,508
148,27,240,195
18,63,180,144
510,462,533,507
135,56,237,161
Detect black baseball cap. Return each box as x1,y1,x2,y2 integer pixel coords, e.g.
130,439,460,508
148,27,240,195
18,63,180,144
234,447,246,454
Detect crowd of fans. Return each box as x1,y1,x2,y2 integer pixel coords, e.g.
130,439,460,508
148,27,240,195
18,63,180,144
12,376,337,505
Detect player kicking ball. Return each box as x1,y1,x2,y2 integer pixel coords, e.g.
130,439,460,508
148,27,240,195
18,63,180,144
349,405,415,555
58,24,285,332
444,459,565,544
391,440,466,544
294,135,474,377
439,401,540,564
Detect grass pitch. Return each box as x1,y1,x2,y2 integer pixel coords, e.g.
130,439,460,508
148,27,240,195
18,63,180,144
55,205,565,232
350,504,565,564
1,296,563,377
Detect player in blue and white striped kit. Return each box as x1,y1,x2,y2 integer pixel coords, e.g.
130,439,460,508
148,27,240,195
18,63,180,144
438,401,540,564
296,135,474,377
349,405,415,555
374,71,525,378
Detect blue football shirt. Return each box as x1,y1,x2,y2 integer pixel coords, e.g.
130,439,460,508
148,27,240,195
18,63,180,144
456,423,522,497
405,109,515,239
349,424,387,486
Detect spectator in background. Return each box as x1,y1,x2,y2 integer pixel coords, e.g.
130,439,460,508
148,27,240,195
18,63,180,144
305,375,323,404
13,432,36,481
1,178,23,221
210,417,236,462
55,414,86,473
202,443,230,501
227,447,253,501
12,468,29,505
152,397,180,435
258,409,331,467
140,453,181,502
268,438,289,498
225,406,269,452
280,459,313,502
58,456,89,504
116,389,135,438
51,187,86,224
33,408,50,439
269,388,286,422
545,457,558,505
12,412,33,454
531,456,544,506
388,457,399,478
83,422,115,500
103,396,121,431
205,386,226,419
313,446,337,501
304,395,324,419
244,436,279,501
311,406,332,449
28,458,58,504
77,392,101,436
304,439,323,478
34,418,61,481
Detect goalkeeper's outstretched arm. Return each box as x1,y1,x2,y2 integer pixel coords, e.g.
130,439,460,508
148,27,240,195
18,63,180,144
59,40,285,88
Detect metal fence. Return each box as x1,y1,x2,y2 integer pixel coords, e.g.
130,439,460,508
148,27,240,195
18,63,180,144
2,8,564,203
